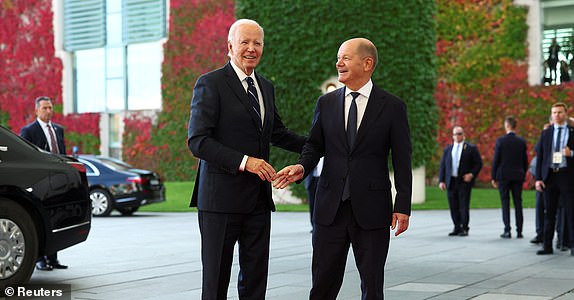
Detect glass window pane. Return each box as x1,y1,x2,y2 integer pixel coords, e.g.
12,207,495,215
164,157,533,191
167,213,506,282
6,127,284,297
106,47,124,78
106,78,126,111
75,49,106,113
127,42,162,110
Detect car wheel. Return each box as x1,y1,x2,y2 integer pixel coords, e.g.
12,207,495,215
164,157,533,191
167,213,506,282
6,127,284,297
90,189,113,217
117,207,139,216
0,199,39,287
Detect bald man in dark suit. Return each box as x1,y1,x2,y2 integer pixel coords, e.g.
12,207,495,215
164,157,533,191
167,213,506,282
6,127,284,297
274,38,412,300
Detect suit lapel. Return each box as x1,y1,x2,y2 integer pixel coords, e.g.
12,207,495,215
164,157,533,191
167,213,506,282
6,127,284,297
32,121,49,150
223,63,262,132
255,73,271,132
353,86,386,151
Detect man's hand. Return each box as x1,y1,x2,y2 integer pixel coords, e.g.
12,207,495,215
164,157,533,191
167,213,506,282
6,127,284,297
438,182,446,191
491,180,498,188
463,173,474,183
535,180,545,192
273,164,304,189
563,146,572,158
391,213,409,236
245,157,276,182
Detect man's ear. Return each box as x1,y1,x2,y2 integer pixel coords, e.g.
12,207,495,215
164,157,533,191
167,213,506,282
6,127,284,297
363,57,374,72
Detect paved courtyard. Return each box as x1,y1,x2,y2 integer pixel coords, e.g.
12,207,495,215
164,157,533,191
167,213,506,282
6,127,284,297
29,208,574,299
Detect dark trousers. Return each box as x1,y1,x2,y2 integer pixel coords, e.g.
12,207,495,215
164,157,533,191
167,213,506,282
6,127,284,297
305,175,319,229
498,180,524,233
447,177,472,232
535,190,545,239
310,201,390,300
542,171,574,250
198,209,271,300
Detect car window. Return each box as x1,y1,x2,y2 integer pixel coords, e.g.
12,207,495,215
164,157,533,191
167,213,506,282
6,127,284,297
96,157,133,171
78,158,100,176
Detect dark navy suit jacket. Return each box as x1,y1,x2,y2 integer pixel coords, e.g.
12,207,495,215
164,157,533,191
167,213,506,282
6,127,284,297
535,125,574,182
439,141,482,189
298,85,412,230
187,62,305,213
20,120,66,155
491,132,528,182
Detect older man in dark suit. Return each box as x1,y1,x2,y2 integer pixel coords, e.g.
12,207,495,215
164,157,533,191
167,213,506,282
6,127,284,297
491,116,528,239
20,96,68,271
274,38,412,300
439,126,483,237
187,19,305,299
535,102,574,256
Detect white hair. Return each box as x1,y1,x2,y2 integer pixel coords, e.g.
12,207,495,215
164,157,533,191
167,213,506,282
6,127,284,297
227,19,264,43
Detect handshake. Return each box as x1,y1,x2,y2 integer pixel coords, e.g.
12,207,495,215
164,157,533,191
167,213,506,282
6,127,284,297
246,157,304,189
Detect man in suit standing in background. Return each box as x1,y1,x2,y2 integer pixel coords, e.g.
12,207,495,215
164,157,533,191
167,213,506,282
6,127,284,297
20,96,68,271
274,38,412,300
491,116,528,239
535,102,574,256
187,19,305,299
439,126,483,237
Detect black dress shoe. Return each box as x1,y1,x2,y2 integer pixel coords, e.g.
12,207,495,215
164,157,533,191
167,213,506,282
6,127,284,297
517,233,523,239
51,262,68,269
530,237,542,244
448,231,460,236
458,230,468,236
500,232,511,239
536,248,553,255
36,261,53,271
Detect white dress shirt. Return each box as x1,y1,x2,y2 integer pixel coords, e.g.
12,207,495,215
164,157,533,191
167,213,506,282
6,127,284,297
344,79,373,131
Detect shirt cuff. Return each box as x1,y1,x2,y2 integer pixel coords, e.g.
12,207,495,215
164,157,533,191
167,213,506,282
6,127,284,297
239,155,248,171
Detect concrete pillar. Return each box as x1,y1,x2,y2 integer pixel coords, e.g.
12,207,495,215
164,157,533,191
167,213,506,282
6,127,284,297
514,0,543,86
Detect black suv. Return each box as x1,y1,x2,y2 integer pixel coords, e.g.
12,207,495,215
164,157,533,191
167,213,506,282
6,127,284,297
0,125,91,288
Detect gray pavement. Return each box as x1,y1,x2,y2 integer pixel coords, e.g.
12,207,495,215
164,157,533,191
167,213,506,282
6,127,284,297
28,208,574,299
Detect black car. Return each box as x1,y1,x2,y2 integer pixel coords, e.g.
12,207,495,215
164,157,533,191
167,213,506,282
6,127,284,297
0,125,91,288
77,155,165,217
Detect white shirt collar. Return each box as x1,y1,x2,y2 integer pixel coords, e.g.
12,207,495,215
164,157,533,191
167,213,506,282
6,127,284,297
230,60,256,84
37,118,52,128
345,79,373,99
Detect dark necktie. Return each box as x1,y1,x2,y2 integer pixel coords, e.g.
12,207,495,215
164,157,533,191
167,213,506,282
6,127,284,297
554,127,563,168
341,92,360,201
554,127,563,152
47,124,59,154
246,77,262,127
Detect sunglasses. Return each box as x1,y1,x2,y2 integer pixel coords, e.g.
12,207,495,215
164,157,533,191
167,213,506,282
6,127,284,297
452,132,464,136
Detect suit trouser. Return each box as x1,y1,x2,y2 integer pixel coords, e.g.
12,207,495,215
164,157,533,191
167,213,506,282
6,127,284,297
535,190,545,239
498,180,524,233
542,170,574,250
198,208,271,300
310,200,390,300
304,175,319,229
447,177,472,231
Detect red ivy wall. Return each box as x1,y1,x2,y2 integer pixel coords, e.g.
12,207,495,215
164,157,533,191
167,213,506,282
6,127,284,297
122,0,235,180
0,0,100,154
434,0,574,184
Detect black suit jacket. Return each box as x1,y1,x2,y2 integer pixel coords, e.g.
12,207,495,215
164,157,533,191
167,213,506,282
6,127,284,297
187,63,305,213
298,85,412,230
20,120,66,155
535,125,574,182
491,132,528,182
438,141,482,189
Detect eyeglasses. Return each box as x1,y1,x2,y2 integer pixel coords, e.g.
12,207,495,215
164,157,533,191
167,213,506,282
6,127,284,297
452,132,464,136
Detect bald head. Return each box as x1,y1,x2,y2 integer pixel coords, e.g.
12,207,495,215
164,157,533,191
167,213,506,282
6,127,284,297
336,38,378,90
